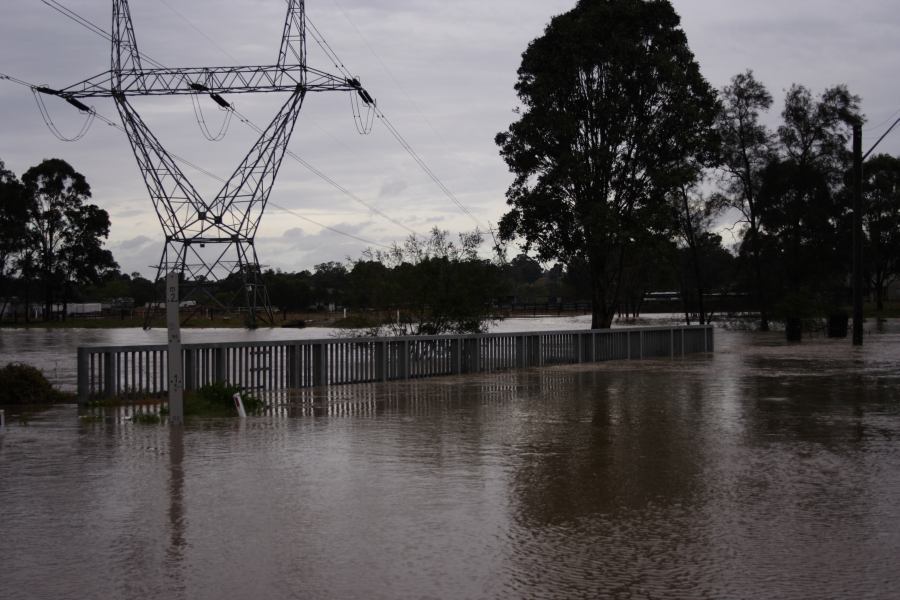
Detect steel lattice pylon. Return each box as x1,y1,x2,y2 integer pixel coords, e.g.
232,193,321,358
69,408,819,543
43,0,366,327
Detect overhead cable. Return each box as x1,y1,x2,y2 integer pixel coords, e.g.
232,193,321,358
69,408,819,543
31,86,95,141
303,9,495,237
33,0,417,239
2,70,390,251
329,0,444,140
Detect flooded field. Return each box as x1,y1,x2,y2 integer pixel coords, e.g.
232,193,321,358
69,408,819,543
1,325,899,598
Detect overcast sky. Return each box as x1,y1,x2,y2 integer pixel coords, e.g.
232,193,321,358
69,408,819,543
2,0,898,278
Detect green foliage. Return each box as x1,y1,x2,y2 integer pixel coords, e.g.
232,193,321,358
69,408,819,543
130,412,162,425
715,73,865,327
496,0,719,328
182,381,264,417
264,268,313,312
715,71,776,329
0,158,118,322
352,228,502,335
0,161,29,299
0,363,69,405
755,85,860,316
863,154,900,310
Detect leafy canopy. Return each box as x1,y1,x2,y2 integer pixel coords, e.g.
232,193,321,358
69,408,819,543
496,0,718,326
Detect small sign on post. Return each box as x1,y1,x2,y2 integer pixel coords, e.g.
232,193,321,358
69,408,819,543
167,271,184,425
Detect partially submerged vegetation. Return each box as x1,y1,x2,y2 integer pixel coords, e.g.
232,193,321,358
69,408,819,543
167,381,265,418
0,363,72,405
88,382,265,424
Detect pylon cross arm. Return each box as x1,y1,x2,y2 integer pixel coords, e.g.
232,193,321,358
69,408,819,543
56,65,355,98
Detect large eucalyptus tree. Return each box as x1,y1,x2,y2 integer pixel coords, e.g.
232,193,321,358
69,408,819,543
496,0,719,328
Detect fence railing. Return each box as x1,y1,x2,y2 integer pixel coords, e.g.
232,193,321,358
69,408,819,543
76,325,714,405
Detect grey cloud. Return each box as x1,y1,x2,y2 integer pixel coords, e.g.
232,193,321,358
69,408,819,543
378,178,408,198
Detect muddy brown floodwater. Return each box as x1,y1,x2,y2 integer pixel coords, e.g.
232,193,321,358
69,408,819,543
1,325,899,599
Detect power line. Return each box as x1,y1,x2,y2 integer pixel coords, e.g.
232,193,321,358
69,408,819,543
123,0,489,238
151,0,417,235
328,0,445,140
863,107,900,134
376,108,486,231
40,0,111,41
1,69,390,250
301,2,494,235
231,108,418,235
32,0,418,239
267,203,392,249
33,0,494,244
156,0,240,63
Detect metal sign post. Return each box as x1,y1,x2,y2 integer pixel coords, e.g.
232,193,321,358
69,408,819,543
167,271,184,425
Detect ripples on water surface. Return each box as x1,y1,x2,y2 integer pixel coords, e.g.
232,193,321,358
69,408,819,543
1,325,899,599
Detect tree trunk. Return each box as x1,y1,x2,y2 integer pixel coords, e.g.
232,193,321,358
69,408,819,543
677,266,691,326
687,241,707,325
750,230,769,331
590,294,614,329
589,261,615,329
23,281,31,323
43,269,52,322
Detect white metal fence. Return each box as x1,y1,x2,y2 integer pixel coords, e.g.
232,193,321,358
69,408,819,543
76,325,714,404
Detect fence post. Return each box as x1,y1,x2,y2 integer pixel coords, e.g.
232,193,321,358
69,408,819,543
214,347,227,383
450,338,462,374
103,351,116,398
400,340,410,379
470,337,482,373
77,347,89,406
375,340,387,381
461,337,475,373
313,342,328,387
285,345,296,388
639,330,644,360
533,335,543,367
515,335,526,369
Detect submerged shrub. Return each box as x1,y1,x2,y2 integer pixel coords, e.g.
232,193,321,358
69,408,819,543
0,363,69,405
130,412,162,425
183,381,265,417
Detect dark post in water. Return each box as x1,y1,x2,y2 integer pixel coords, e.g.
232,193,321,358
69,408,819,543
852,123,863,346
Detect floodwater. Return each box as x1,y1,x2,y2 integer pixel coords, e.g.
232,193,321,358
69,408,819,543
1,325,900,599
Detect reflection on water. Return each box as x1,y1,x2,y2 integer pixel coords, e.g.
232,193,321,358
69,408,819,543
1,327,900,598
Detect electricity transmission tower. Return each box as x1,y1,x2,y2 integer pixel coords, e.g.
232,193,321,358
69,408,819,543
38,0,372,327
